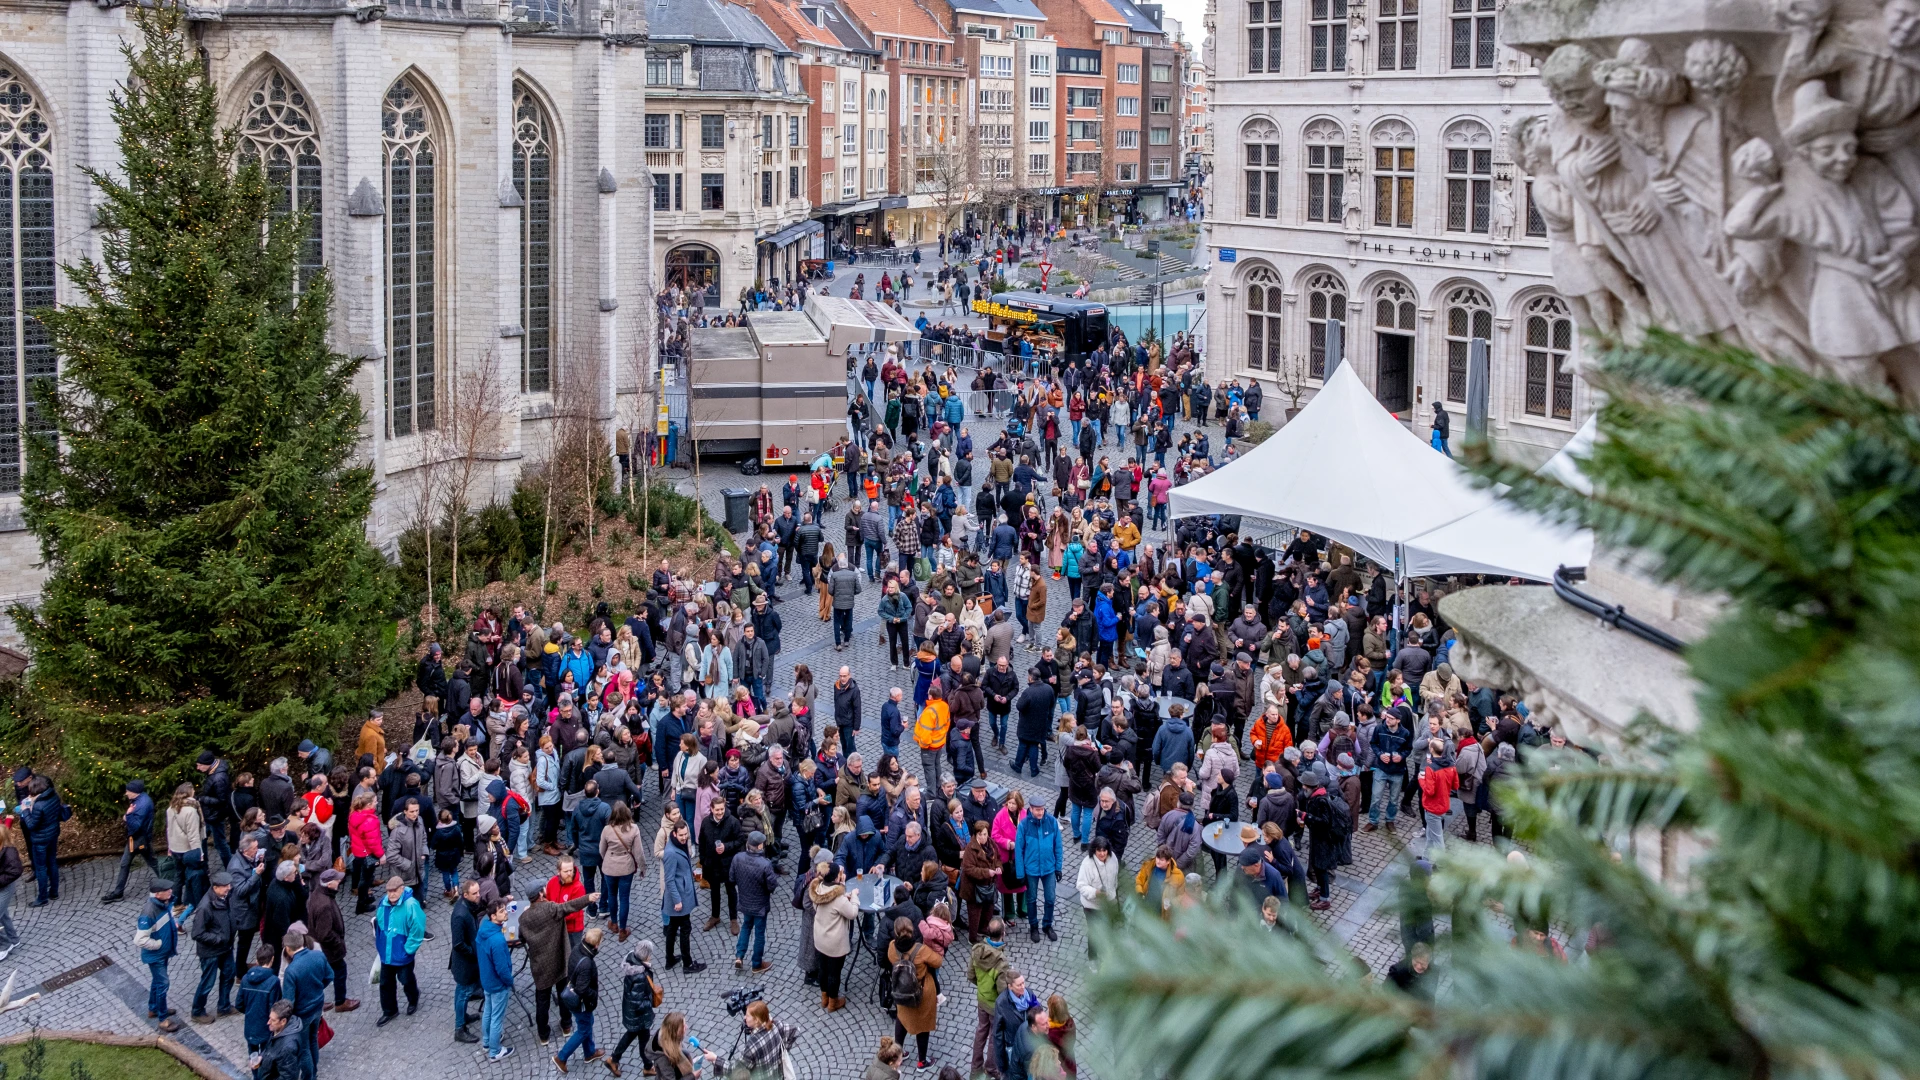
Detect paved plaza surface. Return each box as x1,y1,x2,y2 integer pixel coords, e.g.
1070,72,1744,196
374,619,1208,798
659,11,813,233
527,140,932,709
0,368,1464,1079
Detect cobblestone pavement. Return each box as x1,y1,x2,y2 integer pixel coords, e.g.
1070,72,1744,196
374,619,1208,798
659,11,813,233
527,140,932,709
0,383,1482,1079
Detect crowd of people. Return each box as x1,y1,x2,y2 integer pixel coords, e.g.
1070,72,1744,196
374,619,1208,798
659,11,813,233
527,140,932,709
0,292,1557,1080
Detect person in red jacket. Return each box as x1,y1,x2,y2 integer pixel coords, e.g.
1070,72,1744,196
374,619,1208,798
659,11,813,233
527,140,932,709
1417,738,1459,853
544,857,588,953
347,793,385,914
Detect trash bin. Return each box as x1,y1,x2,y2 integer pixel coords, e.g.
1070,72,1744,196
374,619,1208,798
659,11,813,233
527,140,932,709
721,488,751,534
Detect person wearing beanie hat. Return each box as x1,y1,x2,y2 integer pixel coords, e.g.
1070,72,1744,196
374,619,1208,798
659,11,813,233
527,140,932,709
731,829,779,973
103,778,160,904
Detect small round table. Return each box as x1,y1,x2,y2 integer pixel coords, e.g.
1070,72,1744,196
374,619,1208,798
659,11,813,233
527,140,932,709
847,873,905,1002
1201,820,1244,857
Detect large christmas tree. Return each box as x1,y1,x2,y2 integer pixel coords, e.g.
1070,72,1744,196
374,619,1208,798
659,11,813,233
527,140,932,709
16,2,401,811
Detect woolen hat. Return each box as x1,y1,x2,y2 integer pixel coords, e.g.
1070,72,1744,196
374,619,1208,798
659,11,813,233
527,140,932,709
125,779,146,795
748,831,767,847
150,879,176,894
196,751,217,766
1237,847,1264,867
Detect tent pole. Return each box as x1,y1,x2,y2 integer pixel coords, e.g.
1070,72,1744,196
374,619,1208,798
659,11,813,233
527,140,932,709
1391,541,1406,655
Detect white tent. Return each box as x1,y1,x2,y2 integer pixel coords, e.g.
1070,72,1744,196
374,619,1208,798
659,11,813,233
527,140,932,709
1167,363,1591,580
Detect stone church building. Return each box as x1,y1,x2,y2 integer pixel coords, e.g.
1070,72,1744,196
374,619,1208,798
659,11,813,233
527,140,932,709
0,0,656,610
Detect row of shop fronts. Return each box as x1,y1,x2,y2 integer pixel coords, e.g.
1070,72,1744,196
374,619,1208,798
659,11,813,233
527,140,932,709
656,180,1188,310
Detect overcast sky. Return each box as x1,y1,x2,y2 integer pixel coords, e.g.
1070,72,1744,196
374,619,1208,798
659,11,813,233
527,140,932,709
1160,0,1207,45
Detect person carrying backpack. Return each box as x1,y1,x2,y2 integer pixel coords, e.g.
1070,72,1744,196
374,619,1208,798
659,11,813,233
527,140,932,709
886,917,944,1069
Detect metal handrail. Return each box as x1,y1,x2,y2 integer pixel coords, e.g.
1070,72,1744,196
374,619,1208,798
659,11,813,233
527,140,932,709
1552,565,1685,654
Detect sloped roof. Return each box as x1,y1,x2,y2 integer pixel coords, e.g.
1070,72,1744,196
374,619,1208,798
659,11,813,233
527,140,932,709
1106,0,1163,31
841,0,950,42
814,0,881,50
949,0,1046,20
760,0,841,49
648,0,794,51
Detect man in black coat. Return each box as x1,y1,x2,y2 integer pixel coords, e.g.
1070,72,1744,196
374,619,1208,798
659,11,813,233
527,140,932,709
416,644,449,704
1012,670,1057,779
833,669,863,756
699,802,746,934
449,879,483,1042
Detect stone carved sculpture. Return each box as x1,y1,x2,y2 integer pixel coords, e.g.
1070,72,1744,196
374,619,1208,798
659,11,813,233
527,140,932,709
1724,83,1920,389
1506,14,1920,400
1491,177,1517,242
1511,113,1649,338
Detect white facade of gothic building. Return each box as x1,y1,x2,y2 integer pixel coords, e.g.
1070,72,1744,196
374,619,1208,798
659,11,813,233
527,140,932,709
1202,0,1590,464
0,0,654,609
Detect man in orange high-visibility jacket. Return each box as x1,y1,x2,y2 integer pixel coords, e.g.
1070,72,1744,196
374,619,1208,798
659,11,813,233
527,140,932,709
914,686,952,789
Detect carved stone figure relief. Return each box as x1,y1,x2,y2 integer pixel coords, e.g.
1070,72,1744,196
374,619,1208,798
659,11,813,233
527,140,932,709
1501,0,1920,401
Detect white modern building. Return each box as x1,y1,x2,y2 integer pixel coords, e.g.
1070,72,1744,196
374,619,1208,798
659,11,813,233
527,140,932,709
0,0,654,609
1202,0,1590,463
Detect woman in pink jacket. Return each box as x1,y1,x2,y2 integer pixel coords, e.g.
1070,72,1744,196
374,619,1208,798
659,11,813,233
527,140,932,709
347,792,385,914
990,789,1027,923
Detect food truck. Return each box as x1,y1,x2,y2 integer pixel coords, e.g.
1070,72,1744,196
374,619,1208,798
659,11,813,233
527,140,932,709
684,294,917,474
971,292,1111,368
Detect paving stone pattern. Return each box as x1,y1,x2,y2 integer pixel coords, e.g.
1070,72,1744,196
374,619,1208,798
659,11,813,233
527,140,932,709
0,373,1483,1079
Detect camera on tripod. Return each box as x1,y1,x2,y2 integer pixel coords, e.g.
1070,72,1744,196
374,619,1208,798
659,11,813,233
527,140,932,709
722,986,765,1016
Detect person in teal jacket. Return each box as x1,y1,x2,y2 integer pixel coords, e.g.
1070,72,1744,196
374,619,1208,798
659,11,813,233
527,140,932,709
476,901,516,1061
373,876,426,1024
1012,804,1063,942
1062,538,1086,601
559,638,596,696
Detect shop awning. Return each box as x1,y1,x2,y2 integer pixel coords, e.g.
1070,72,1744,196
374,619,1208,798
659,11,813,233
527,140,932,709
759,219,822,248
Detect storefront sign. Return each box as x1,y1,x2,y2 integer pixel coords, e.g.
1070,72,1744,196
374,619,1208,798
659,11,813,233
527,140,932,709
971,300,1040,323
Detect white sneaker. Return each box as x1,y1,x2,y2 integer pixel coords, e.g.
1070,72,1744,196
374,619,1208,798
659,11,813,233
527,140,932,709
489,1047,514,1062
0,946,14,961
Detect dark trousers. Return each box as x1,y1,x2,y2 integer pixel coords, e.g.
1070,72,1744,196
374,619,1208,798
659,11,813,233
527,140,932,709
833,608,855,646
709,879,737,920
29,841,58,903
611,1024,651,1067
378,960,419,1017
580,865,599,915
819,952,847,999
232,929,256,984
329,953,351,1006
534,985,573,1042
887,622,912,665
111,842,161,897
192,951,233,1015
664,914,694,967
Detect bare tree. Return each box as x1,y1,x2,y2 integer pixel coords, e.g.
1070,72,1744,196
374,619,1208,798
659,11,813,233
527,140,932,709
428,349,512,597
919,127,986,244
1271,353,1314,416
407,441,447,634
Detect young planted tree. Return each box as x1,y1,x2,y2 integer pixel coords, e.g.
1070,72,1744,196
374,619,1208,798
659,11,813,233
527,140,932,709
16,2,402,810
1086,332,1920,1079
431,349,511,595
